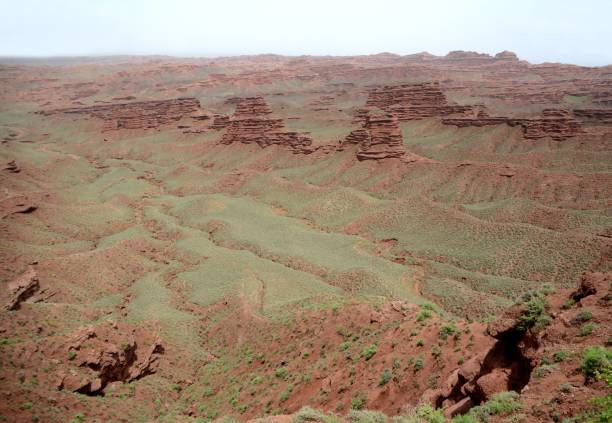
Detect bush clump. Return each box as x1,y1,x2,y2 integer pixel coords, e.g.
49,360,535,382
379,369,392,386
439,323,460,341
582,346,612,381
351,393,368,410
467,391,522,421
348,409,388,423
516,292,551,332
578,323,598,337
293,406,326,423
360,344,378,361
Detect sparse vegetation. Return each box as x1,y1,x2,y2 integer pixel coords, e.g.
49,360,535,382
439,323,460,340
348,409,388,423
416,310,432,322
379,368,392,386
360,344,378,361
413,357,424,372
516,292,551,332
275,366,290,380
351,393,367,410
578,323,598,337
582,346,612,380
466,391,522,421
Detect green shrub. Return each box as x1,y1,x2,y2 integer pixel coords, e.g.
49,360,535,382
70,414,85,423
279,385,293,402
468,391,522,421
439,323,460,341
553,350,568,363
348,409,388,423
582,346,612,380
340,342,351,351
351,393,367,410
516,292,551,332
584,394,612,423
578,323,598,337
275,367,290,380
360,344,377,361
416,339,424,347
413,357,424,372
451,415,478,423
337,326,352,338
574,309,593,323
379,369,392,386
415,404,445,423
416,310,432,322
562,299,575,309
431,346,442,359
533,363,557,379
293,406,326,423
485,391,522,414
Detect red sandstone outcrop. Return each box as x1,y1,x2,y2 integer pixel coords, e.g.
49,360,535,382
211,114,230,129
4,267,39,310
39,97,206,131
573,108,612,125
443,109,583,140
56,322,164,395
339,110,418,161
365,82,475,121
0,194,38,219
3,160,20,173
220,96,315,153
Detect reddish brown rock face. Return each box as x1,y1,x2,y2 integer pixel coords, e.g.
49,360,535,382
444,108,584,141
39,97,205,131
220,96,314,153
365,82,475,121
352,114,406,161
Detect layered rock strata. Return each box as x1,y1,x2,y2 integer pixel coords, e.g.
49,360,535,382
341,112,407,160
39,98,205,131
365,82,475,121
220,96,315,153
443,109,583,140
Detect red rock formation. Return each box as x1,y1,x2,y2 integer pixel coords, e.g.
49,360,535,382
211,115,230,129
365,82,475,121
3,160,20,173
220,96,315,153
512,109,583,140
56,322,164,395
4,267,39,310
340,112,407,161
39,98,205,131
443,109,583,141
573,108,612,125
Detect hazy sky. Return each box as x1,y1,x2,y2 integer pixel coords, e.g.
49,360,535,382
1,0,611,66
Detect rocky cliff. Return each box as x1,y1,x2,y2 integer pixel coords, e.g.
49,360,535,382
443,109,584,141
365,82,475,121
39,97,206,131
219,96,315,153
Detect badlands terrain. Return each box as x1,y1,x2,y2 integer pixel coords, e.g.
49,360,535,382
0,51,610,422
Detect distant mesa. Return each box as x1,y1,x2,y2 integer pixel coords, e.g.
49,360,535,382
443,108,584,141
218,96,315,154
38,97,208,131
342,112,407,161
365,82,477,121
494,50,519,61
